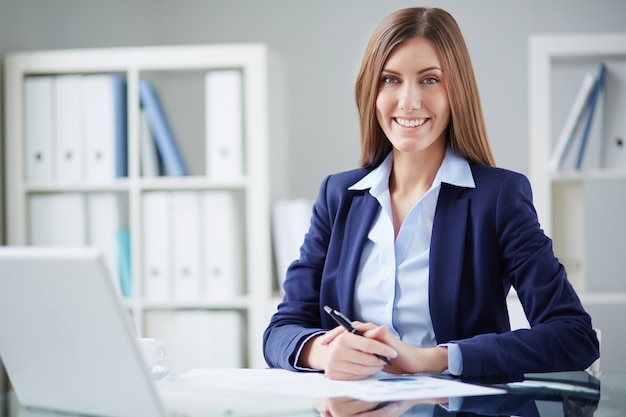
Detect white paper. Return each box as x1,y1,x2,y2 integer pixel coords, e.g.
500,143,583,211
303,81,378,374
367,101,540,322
183,368,504,402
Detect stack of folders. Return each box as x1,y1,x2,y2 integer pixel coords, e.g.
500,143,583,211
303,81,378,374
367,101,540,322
142,190,244,371
28,193,131,298
24,73,127,182
549,62,607,172
24,74,131,297
144,309,244,372
142,190,243,302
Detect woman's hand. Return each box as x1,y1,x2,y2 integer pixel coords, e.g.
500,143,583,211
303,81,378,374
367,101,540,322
359,324,448,375
299,323,398,380
299,321,448,379
329,322,449,375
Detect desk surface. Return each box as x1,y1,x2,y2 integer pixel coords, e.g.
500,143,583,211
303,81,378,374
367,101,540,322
1,371,624,417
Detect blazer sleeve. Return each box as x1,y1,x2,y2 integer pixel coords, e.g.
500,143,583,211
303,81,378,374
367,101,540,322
455,171,599,376
263,174,333,371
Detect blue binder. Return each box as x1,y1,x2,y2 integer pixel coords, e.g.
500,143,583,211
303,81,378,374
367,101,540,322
139,79,188,176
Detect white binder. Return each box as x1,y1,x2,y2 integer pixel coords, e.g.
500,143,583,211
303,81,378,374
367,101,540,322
86,193,124,295
24,76,55,183
144,310,242,372
171,191,201,301
82,74,117,181
142,192,171,301
175,310,243,369
54,75,84,181
205,70,243,179
272,199,313,288
28,193,86,246
201,191,243,299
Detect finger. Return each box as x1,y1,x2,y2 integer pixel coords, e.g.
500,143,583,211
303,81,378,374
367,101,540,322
352,328,398,360
319,325,346,345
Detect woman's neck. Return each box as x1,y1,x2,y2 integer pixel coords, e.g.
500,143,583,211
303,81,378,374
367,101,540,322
388,144,445,237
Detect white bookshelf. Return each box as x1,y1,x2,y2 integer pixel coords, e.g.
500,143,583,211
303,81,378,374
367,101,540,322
529,33,626,372
3,44,286,369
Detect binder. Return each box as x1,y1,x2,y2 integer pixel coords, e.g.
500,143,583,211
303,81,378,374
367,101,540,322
175,311,242,369
575,63,607,170
145,310,242,372
548,72,595,171
139,79,188,176
140,109,161,177
272,199,313,288
171,191,201,301
205,70,243,179
54,75,85,181
24,76,55,183
86,193,124,296
201,191,243,299
142,192,172,301
28,193,86,246
602,61,626,169
117,228,132,298
82,74,126,181
112,75,128,178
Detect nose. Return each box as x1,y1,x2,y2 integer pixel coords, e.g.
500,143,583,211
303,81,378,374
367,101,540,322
398,84,421,112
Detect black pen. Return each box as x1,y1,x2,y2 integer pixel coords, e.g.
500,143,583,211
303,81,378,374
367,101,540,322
323,305,392,366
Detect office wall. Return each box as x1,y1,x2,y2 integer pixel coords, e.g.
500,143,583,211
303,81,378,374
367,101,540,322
2,0,626,199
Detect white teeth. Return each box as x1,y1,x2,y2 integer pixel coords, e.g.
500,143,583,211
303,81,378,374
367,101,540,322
396,118,425,127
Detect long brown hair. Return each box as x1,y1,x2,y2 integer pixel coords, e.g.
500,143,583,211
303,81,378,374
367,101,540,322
355,7,495,168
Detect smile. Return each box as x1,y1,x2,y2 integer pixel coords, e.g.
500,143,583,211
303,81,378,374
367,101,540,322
395,118,426,127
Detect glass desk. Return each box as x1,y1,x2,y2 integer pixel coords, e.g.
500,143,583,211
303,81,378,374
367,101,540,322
1,371,624,417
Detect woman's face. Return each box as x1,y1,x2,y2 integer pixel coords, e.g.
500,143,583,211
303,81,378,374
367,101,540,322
375,37,451,156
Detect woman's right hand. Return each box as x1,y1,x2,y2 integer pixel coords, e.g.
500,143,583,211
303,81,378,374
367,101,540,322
299,323,398,380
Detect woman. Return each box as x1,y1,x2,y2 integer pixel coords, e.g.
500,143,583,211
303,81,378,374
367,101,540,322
263,6,599,380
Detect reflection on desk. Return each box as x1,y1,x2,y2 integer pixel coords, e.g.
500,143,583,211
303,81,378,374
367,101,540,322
317,371,603,417
3,371,626,417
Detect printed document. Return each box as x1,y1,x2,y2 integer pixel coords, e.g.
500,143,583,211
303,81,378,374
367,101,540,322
178,368,504,401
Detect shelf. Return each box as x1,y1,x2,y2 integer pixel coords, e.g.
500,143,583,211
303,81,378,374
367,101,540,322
138,176,249,191
528,33,626,372
550,168,626,183
140,297,252,311
3,44,284,370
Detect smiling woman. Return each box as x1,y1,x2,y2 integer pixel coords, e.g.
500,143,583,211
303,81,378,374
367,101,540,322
263,6,599,381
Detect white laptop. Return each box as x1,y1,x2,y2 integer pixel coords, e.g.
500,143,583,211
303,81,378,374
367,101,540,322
0,246,311,417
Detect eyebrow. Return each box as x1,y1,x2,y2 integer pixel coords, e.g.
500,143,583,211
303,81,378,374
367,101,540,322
381,66,443,75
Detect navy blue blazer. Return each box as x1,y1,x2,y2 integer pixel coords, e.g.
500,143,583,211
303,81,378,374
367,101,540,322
263,162,599,376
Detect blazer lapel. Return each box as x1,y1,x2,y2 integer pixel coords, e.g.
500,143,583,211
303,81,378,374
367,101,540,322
337,191,379,318
429,183,469,343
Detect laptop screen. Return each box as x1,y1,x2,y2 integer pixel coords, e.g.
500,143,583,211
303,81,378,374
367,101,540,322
0,246,164,417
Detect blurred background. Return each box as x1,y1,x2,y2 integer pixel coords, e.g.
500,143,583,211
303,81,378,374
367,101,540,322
1,0,625,199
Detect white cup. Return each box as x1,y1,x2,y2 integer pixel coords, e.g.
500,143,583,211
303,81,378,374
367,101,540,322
136,337,168,370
